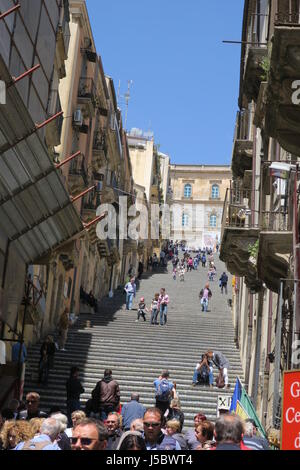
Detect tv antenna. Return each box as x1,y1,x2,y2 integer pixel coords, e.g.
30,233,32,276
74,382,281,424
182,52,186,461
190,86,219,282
117,80,133,130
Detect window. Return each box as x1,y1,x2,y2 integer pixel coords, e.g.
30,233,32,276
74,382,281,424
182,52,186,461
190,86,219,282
182,214,189,227
211,184,219,199
184,184,192,198
210,215,217,227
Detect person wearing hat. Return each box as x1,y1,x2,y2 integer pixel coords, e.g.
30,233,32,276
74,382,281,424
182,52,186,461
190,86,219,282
136,297,148,322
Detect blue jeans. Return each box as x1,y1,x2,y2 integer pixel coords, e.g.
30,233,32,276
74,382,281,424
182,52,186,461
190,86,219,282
160,304,168,325
192,367,213,385
201,298,208,312
126,293,134,310
150,308,158,324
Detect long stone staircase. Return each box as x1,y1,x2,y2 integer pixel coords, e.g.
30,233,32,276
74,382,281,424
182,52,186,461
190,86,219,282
24,255,244,429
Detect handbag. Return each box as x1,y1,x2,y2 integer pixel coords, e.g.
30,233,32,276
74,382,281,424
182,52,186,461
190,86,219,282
216,369,225,388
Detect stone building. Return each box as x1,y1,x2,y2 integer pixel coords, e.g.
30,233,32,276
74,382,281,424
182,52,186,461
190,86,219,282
170,165,231,249
220,0,300,440
0,0,83,398
0,0,137,403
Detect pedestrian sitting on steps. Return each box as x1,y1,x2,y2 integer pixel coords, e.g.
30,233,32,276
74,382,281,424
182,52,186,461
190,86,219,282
192,353,214,388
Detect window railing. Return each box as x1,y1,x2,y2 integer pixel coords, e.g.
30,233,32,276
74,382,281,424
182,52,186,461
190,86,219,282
275,0,300,24
261,211,292,232
69,154,88,185
93,130,107,154
234,109,253,141
78,77,96,105
221,187,294,237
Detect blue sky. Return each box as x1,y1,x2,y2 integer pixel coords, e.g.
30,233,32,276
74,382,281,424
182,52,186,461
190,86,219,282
86,0,244,165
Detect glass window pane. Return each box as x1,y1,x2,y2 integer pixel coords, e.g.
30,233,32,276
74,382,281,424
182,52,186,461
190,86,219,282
184,184,192,198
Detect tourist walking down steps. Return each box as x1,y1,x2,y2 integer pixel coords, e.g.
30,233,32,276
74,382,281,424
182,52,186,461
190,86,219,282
158,288,169,326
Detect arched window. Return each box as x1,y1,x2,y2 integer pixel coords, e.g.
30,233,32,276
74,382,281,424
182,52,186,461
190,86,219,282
184,184,192,198
182,214,189,227
210,215,217,227
211,184,219,199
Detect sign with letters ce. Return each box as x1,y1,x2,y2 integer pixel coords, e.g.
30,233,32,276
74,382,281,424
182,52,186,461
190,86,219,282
281,370,300,450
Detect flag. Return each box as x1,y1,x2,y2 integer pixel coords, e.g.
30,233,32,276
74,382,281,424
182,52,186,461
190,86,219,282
230,377,267,438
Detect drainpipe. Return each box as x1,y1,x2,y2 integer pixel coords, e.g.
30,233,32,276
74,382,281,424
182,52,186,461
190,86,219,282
234,277,240,348
262,291,273,427
252,289,264,407
245,292,253,393
0,240,11,339
293,165,300,367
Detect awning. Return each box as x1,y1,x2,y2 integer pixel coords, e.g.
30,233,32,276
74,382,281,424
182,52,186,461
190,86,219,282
0,54,83,264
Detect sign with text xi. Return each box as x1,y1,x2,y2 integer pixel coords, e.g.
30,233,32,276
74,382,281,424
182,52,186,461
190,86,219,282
281,370,300,450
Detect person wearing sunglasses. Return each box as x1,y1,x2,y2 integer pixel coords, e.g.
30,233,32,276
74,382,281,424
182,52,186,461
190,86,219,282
143,408,181,450
71,418,108,450
18,392,48,421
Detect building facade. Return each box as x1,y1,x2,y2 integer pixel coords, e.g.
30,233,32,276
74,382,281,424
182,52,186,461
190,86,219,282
220,0,300,444
170,165,231,249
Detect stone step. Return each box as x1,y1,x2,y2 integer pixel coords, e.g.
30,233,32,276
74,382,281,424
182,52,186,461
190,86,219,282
24,256,242,430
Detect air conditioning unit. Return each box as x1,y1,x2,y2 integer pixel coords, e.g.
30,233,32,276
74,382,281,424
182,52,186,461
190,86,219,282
73,109,83,126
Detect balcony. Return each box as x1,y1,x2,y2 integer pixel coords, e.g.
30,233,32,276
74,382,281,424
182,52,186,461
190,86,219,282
231,110,253,179
123,238,138,255
243,47,268,102
82,193,100,223
257,210,293,293
101,174,119,205
68,154,89,194
92,130,108,170
265,25,300,154
78,77,96,117
97,238,119,263
45,91,63,148
254,82,268,129
56,19,71,78
220,188,262,292
231,139,253,179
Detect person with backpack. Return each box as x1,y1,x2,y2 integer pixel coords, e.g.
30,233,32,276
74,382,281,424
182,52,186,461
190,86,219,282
91,369,121,421
199,283,212,312
192,354,214,388
219,272,229,295
153,370,175,415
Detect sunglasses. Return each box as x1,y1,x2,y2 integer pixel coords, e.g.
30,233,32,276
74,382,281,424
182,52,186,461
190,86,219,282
26,400,38,404
144,422,160,428
70,437,99,446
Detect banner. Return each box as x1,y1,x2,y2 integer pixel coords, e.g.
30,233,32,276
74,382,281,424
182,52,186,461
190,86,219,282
281,370,300,450
230,377,267,438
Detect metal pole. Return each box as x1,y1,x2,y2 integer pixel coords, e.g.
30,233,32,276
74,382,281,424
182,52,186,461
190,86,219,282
8,64,40,88
293,165,300,366
273,280,283,427
70,185,96,203
35,110,64,130
55,150,81,169
0,4,20,20
83,212,107,230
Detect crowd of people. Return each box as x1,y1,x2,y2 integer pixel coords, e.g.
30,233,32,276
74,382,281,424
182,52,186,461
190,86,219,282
0,367,270,451
0,241,249,451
